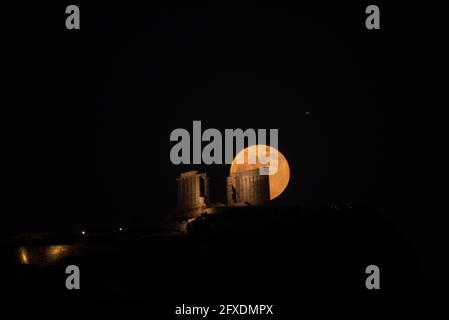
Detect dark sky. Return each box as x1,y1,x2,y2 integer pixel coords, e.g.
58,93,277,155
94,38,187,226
14,1,448,282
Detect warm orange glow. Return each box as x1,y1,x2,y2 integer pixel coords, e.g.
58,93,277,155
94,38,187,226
48,245,64,257
230,145,290,200
46,245,70,263
18,247,29,264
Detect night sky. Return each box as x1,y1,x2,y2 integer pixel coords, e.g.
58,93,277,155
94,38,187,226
14,2,448,288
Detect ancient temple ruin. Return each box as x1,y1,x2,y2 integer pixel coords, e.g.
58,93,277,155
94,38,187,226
174,167,270,224
176,170,209,212
226,168,270,206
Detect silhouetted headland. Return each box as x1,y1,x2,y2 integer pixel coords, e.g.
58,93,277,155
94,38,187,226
0,206,431,299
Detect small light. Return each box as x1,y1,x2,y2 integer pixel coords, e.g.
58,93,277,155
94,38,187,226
305,111,310,115
81,230,86,235
119,227,123,231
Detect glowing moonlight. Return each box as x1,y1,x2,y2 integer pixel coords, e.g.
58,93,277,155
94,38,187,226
230,145,290,200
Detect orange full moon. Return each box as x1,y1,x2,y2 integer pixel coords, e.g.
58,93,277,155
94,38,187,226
230,145,290,200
